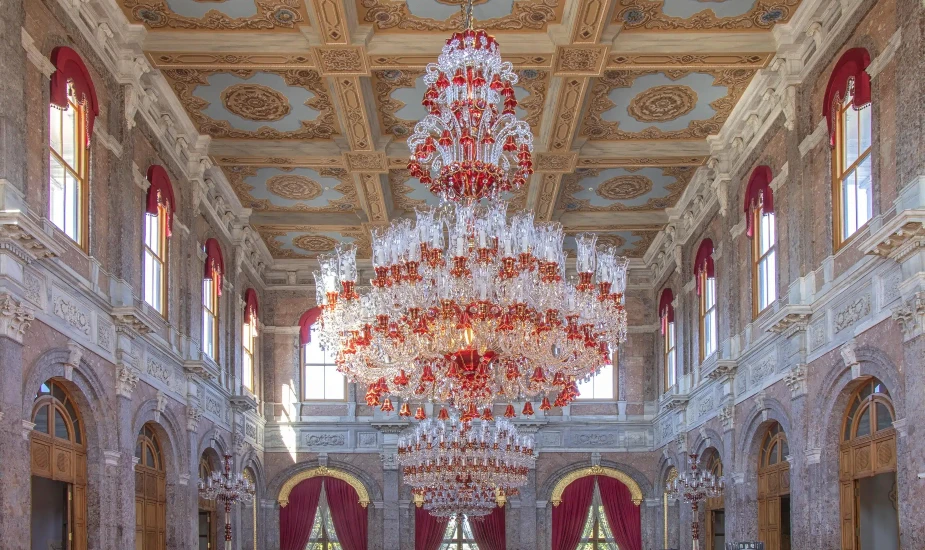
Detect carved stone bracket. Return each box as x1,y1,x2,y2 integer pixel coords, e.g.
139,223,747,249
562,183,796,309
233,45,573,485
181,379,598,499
766,305,812,335
154,391,168,422
115,363,140,399
184,358,220,382
662,394,690,412
891,292,925,341
705,359,738,381
371,422,408,435
0,293,34,344
863,215,925,262
229,394,258,413
0,211,64,264
111,305,157,335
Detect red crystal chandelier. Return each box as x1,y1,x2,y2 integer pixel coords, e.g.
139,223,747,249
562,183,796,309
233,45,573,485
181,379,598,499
313,2,629,418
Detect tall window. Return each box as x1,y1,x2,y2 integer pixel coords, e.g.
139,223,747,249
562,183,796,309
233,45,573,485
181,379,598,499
202,239,223,361
302,321,346,400
440,515,478,550
579,481,618,549
49,83,89,246
659,289,676,392
825,48,874,249
307,487,341,550
243,289,259,393
695,239,717,361
576,352,616,400
746,167,776,316
144,204,168,314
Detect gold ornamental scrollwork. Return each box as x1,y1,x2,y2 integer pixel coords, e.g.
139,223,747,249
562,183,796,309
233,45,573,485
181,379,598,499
278,466,371,508
550,465,643,506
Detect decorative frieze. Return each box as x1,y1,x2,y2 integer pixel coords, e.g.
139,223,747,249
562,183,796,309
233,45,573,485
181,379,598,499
52,290,90,337
304,433,347,447
834,293,871,334
719,405,734,432
766,305,812,335
0,293,34,343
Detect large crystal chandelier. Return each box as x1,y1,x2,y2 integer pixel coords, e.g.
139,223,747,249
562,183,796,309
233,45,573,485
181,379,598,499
313,3,629,417
399,412,534,516
198,454,255,549
666,453,724,550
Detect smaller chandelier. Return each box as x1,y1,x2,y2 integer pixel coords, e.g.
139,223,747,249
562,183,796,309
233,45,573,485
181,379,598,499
399,413,534,516
666,453,723,549
199,454,255,548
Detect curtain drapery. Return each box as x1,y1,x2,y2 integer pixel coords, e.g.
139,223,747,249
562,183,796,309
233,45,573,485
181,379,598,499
326,477,369,550
597,475,643,550
551,475,595,550
471,505,506,550
415,506,449,550
279,477,323,550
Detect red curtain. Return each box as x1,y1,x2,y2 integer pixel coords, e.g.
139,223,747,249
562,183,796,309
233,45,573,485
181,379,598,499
823,48,872,144
551,475,594,550
744,165,774,238
471,505,506,550
326,477,369,550
299,307,323,345
203,238,225,294
280,477,323,550
597,475,642,550
693,238,715,295
658,288,674,334
49,47,99,147
244,288,260,323
415,506,449,550
145,165,176,236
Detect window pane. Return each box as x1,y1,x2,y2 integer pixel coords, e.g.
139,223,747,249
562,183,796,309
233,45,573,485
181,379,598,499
303,328,327,364
875,402,893,432
34,405,49,434
54,408,70,440
856,408,871,438
64,171,79,241
49,156,67,231
324,364,345,400
304,365,326,400
145,213,159,250
61,106,77,168
843,172,858,237
768,442,778,464
577,363,613,400
203,279,213,309
667,349,676,387
49,106,62,153
856,154,873,228
859,106,872,153
844,106,859,166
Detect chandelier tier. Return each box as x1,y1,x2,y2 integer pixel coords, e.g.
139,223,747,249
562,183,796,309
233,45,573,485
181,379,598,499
406,20,534,202
198,454,255,549
666,453,724,550
399,414,534,517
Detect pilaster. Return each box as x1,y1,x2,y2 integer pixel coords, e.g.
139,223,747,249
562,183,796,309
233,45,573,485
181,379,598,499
0,328,28,550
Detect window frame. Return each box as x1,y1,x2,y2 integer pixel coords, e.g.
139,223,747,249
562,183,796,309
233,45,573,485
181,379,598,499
301,322,347,402
242,313,257,394
832,80,874,250
751,202,777,318
699,271,717,362
143,203,169,317
440,514,478,550
579,482,618,550
48,86,90,250
202,273,219,361
664,320,676,393
841,379,895,442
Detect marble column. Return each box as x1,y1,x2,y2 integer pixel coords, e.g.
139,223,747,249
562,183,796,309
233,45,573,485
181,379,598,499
0,327,29,550
784,367,809,550
518,468,538,549
897,331,925,548
109,364,141,550
0,0,26,193
380,468,400,550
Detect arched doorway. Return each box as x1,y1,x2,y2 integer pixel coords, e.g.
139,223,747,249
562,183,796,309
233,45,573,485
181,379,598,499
703,451,725,550
243,467,258,550
757,422,791,550
839,378,899,550
663,467,678,550
198,452,218,550
135,424,166,550
30,379,88,550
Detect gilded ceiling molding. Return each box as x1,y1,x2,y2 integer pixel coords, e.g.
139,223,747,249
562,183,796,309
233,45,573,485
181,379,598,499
278,466,370,508
389,169,427,213
536,173,563,221
535,152,578,173
547,77,589,151
550,465,644,506
344,152,389,173
315,46,370,76
226,165,359,213
334,77,375,150
581,68,756,141
214,156,344,168
359,0,562,32
357,173,390,223
256,225,372,259
613,0,800,31
146,52,315,70
607,53,772,71
557,166,695,212
162,68,339,141
309,0,352,43
576,157,706,168
553,45,609,76
571,0,611,43
119,0,307,30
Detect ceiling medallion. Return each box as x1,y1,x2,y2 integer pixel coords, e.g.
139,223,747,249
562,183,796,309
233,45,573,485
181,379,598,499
266,174,324,200
596,174,653,201
626,84,698,124
220,83,291,121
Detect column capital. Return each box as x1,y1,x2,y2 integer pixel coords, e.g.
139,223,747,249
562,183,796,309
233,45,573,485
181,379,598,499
115,363,140,399
0,293,33,344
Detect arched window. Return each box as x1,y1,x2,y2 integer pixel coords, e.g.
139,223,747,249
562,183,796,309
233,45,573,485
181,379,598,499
143,166,175,315
243,289,259,393
31,380,87,550
300,308,345,401
579,480,618,549
825,48,873,248
703,451,725,547
842,378,894,442
576,349,616,400
202,239,224,361
135,424,166,550
745,166,777,316
659,288,676,392
761,423,789,468
695,239,717,361
48,47,98,248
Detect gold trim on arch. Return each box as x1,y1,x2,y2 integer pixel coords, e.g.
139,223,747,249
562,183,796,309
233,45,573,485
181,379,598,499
278,466,370,508
550,465,643,506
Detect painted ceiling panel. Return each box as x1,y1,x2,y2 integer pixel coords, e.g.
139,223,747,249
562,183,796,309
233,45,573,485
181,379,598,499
357,0,563,32
614,0,798,31
563,231,658,258
118,0,307,30
226,166,360,212
257,225,372,259
557,167,696,212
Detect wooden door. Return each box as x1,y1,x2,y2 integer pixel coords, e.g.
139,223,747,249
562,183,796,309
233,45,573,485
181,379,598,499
135,424,167,550
757,423,790,550
765,496,781,550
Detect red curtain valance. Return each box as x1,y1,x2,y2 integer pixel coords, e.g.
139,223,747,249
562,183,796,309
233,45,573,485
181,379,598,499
694,238,714,296
659,288,674,334
244,288,259,323
471,505,506,550
823,48,872,145
49,46,99,148
204,238,225,294
145,165,176,236
744,165,774,238
299,307,323,345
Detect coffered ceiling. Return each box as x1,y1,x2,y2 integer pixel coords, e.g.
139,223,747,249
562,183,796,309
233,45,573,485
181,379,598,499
119,0,800,262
